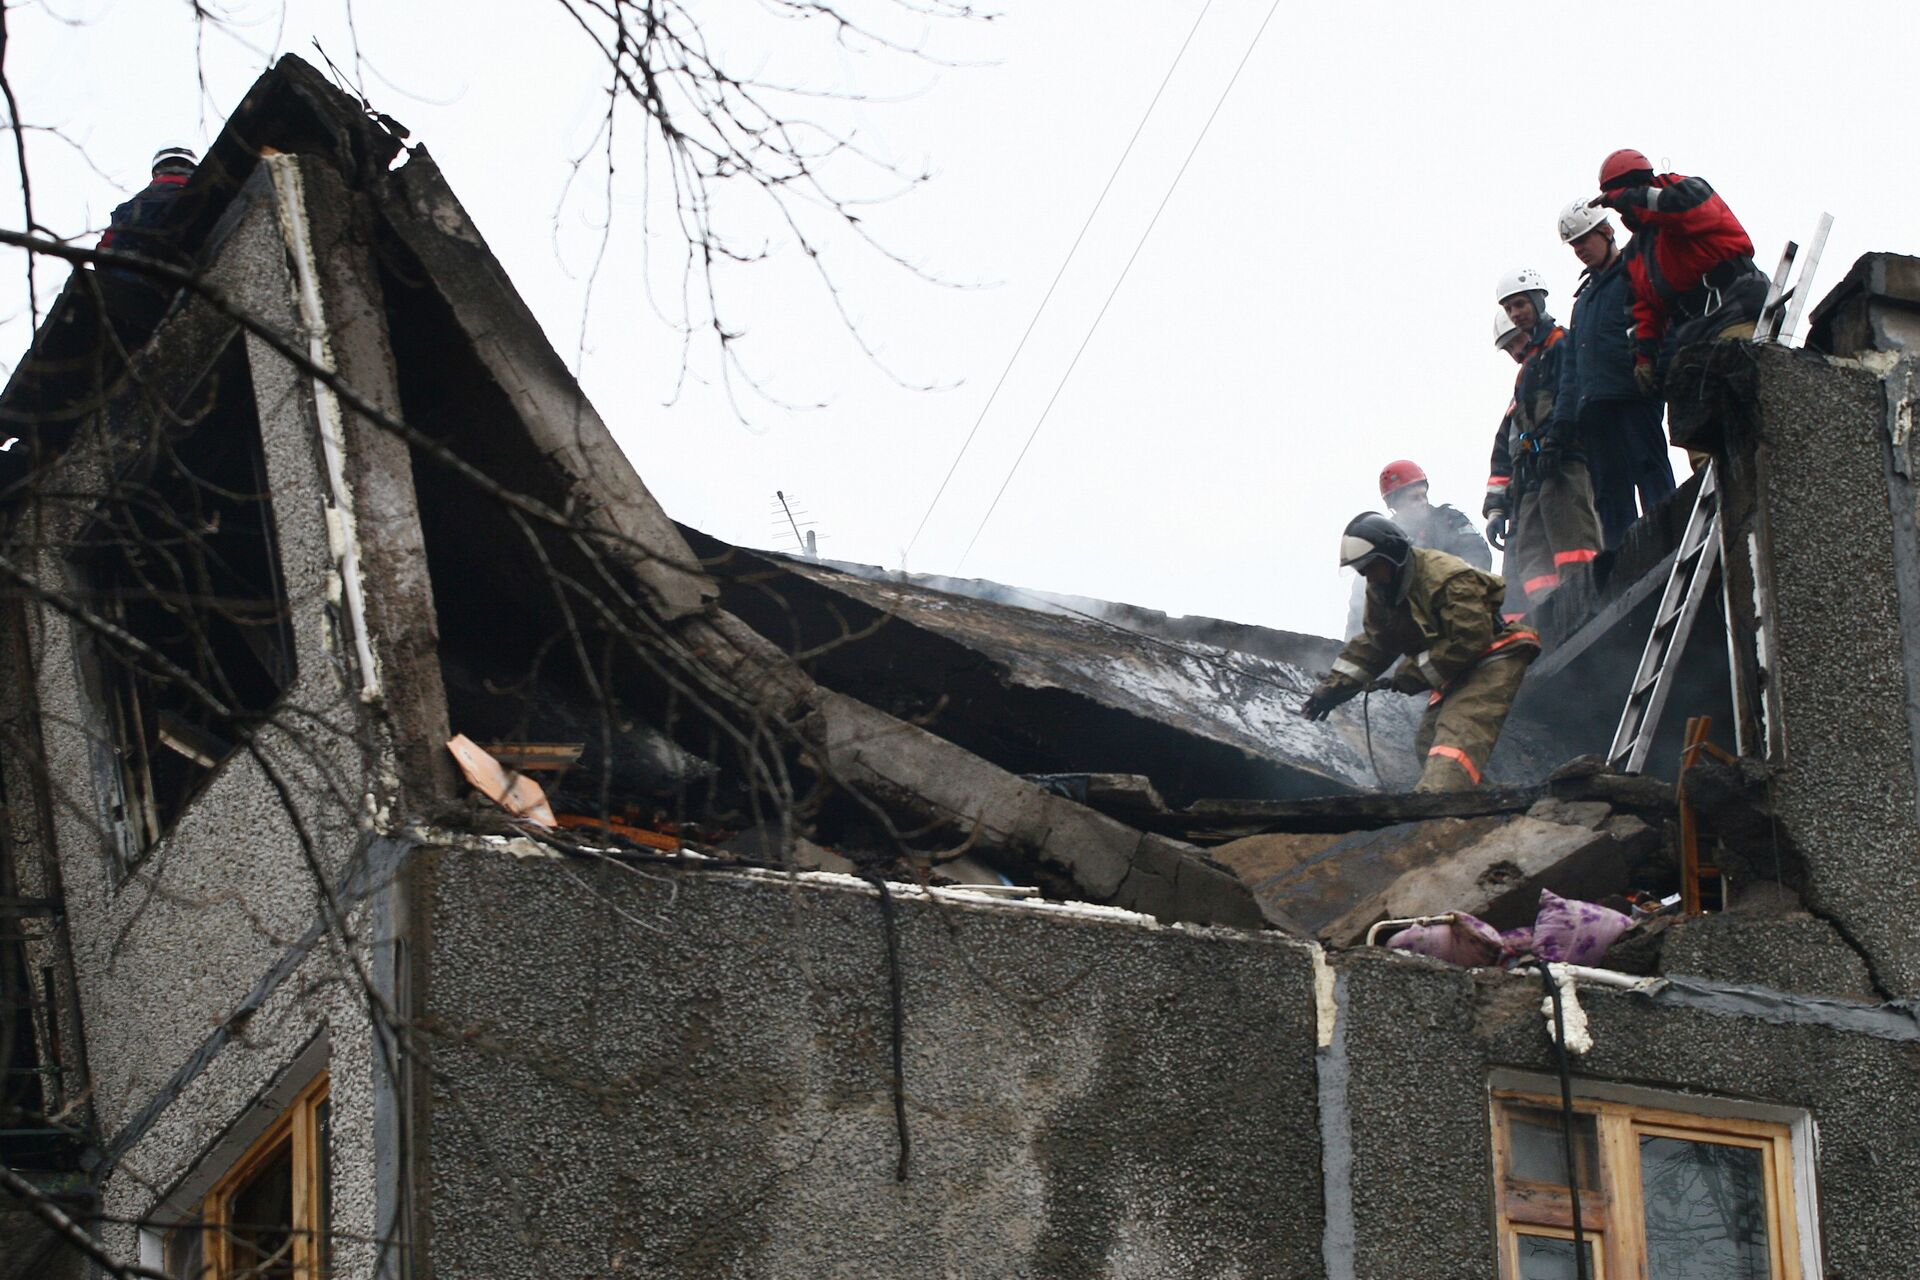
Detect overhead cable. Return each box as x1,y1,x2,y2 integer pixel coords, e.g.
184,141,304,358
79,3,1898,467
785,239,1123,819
901,0,1218,563
958,0,1284,568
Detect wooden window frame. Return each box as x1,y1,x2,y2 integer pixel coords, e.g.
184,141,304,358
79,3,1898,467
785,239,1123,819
188,1072,330,1280
1492,1088,1804,1280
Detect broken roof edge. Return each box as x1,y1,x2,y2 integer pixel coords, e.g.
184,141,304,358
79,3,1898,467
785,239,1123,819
775,549,1349,668
0,54,405,454
427,822,1307,950
687,532,1399,798
374,146,713,621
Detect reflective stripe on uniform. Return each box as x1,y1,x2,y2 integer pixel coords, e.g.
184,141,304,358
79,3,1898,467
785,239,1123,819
1425,627,1541,708
1502,611,1527,623
1482,628,1539,656
1427,744,1482,785
1415,649,1442,685
1523,572,1560,595
1553,548,1598,567
1331,657,1369,681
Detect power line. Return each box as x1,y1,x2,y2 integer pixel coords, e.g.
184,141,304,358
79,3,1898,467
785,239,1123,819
900,0,1218,564
958,0,1284,568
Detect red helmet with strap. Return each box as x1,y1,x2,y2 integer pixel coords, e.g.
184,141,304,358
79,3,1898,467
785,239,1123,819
1378,459,1427,501
1599,148,1653,191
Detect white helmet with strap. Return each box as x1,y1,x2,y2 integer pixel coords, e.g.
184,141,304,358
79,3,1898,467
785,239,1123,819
1496,266,1548,304
1494,310,1521,349
150,144,198,175
1558,197,1609,243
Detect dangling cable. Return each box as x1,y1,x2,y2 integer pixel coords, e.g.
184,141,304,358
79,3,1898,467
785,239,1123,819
1541,965,1591,1280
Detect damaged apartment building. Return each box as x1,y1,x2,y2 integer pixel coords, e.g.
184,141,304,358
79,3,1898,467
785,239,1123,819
5,56,1920,1279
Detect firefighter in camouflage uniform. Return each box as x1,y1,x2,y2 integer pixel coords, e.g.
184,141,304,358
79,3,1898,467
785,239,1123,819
1301,514,1539,791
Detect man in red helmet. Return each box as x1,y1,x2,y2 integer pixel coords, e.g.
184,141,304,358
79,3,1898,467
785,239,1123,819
1343,462,1489,637
1591,148,1767,395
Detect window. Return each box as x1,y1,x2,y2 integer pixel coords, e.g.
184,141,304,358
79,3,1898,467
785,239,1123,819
74,341,295,859
1492,1088,1808,1280
166,1073,331,1279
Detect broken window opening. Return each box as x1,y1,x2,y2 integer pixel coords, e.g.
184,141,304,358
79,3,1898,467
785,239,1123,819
377,249,740,835
166,1071,331,1280
73,340,295,861
1492,1088,1806,1280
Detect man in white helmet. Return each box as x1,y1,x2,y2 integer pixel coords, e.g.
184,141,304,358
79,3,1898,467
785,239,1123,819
1549,198,1676,548
1484,311,1530,621
100,145,199,270
1490,267,1601,612
95,144,201,338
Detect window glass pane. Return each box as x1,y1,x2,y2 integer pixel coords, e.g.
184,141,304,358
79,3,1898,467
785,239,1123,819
164,1219,206,1279
1508,1106,1600,1188
1517,1232,1599,1279
1640,1134,1771,1279
226,1138,296,1279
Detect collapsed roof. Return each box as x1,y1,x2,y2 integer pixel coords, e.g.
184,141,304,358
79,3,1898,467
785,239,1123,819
0,53,1806,964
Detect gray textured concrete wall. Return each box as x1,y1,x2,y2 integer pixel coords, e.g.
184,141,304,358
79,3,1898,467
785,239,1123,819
423,855,1920,1279
419,850,1327,1279
1335,948,1920,1278
6,165,416,1275
1750,349,1920,995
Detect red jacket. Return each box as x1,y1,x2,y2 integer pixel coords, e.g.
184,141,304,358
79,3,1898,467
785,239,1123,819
1618,173,1755,345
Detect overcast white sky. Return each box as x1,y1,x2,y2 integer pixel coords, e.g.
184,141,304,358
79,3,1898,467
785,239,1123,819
8,0,1919,638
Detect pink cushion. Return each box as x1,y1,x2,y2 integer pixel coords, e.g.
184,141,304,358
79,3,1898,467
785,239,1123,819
1531,889,1634,965
1385,913,1505,967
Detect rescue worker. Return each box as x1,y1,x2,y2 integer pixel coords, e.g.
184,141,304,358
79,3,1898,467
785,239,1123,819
1345,460,1489,638
1551,197,1676,549
100,145,199,275
95,145,200,347
1491,268,1601,612
1301,513,1539,792
1485,312,1530,622
1589,149,1768,393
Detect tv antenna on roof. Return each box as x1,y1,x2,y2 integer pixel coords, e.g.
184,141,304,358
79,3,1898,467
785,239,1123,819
771,490,821,560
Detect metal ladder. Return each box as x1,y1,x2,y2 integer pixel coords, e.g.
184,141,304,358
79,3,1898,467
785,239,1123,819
1607,463,1724,773
1607,215,1835,774
1752,213,1833,347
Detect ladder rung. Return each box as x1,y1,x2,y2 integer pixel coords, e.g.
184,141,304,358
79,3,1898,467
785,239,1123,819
1609,460,1728,772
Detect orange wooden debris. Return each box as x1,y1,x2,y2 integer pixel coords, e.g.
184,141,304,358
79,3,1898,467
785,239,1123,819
447,734,557,829
554,813,681,852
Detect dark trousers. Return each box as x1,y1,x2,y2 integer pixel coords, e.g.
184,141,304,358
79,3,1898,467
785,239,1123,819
1579,399,1675,549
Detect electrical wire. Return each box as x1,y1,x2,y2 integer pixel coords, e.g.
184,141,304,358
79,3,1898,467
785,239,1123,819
956,0,1285,568
1543,967,1593,1280
901,0,1218,564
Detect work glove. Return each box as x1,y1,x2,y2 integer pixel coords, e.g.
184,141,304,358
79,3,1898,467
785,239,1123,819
1633,337,1662,396
1592,184,1653,213
1485,512,1507,550
1299,683,1355,721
